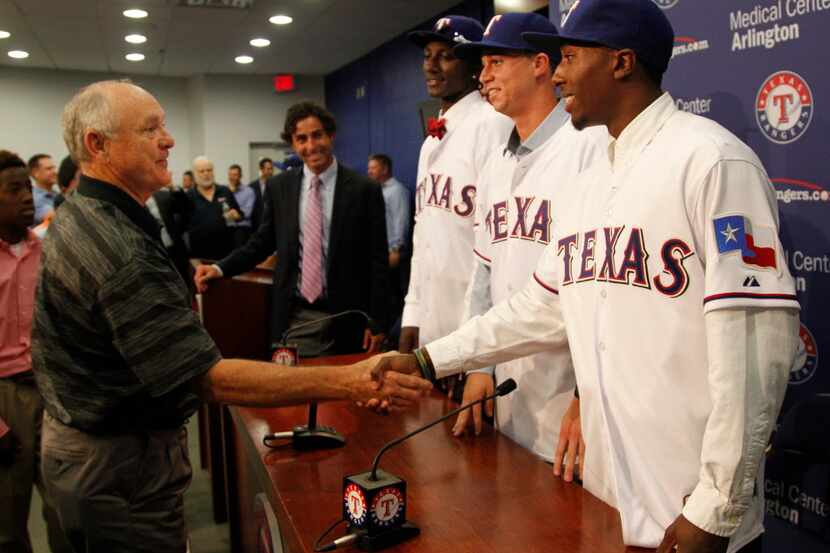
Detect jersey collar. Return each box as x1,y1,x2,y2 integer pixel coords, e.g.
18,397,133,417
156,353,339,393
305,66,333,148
607,92,676,170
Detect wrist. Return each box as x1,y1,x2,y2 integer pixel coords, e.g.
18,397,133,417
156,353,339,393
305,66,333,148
413,347,437,384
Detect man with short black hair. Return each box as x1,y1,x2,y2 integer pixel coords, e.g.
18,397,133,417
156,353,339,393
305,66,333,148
27,154,57,224
227,163,255,247
368,153,411,328
249,157,273,230
0,150,70,553
196,101,389,357
35,82,429,552
53,155,80,210
182,170,194,190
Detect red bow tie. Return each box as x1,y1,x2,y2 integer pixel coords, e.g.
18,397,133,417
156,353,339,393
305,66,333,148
427,117,447,140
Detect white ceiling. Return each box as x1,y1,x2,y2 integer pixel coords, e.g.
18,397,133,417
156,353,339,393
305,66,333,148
0,0,463,76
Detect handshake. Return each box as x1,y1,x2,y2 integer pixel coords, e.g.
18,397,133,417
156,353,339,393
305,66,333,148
351,352,427,412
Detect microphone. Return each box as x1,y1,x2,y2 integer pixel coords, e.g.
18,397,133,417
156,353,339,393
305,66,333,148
322,378,517,551
279,309,379,346
370,377,516,480
264,309,380,451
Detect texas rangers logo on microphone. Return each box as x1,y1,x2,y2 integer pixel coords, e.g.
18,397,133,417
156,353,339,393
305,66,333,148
344,483,368,526
756,70,814,144
370,487,405,527
713,214,778,270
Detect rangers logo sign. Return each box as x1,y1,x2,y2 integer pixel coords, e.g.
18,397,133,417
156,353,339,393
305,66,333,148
790,323,818,385
344,484,367,526
756,71,814,144
370,487,404,527
653,0,680,8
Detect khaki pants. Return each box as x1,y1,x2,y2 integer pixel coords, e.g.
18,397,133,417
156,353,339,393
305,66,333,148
0,374,71,553
41,413,192,553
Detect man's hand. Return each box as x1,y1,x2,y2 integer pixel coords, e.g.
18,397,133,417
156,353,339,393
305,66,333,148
223,208,242,222
553,396,584,482
363,329,385,353
194,263,221,293
351,353,431,412
389,250,401,269
656,514,729,553
451,372,494,436
0,429,19,466
398,326,419,353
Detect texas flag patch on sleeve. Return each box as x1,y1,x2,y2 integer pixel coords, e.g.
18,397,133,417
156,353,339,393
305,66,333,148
713,215,778,269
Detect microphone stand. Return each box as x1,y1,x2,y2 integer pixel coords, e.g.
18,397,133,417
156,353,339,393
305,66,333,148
264,310,376,451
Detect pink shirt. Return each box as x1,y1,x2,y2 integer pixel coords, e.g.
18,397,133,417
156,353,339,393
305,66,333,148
0,232,41,378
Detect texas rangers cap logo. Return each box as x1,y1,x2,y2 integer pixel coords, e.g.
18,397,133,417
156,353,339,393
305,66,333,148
561,0,580,26
790,323,818,385
653,0,680,9
435,18,450,31
370,487,404,527
756,70,814,144
344,484,367,526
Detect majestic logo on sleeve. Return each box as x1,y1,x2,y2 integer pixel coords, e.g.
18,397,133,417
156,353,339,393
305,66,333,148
713,215,778,270
557,226,695,298
790,323,818,385
484,196,551,245
756,71,814,144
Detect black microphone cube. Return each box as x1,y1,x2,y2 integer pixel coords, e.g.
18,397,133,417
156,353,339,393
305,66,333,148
343,470,407,535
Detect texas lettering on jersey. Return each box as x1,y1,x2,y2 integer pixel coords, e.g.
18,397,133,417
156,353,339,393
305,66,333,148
483,196,552,245
415,173,476,217
557,226,695,298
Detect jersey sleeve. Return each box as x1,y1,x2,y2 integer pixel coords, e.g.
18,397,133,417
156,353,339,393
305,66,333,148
697,159,799,314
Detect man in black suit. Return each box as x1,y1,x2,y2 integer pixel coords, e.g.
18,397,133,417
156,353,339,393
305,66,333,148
146,186,194,294
195,102,388,356
248,157,273,231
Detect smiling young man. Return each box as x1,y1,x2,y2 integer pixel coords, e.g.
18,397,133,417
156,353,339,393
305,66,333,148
446,12,606,480
196,102,390,357
398,16,513,359
373,2,800,553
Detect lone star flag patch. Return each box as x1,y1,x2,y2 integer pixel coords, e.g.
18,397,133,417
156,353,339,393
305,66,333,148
714,215,777,269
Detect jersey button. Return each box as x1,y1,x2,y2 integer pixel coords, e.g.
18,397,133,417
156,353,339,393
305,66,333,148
599,342,606,352
600,289,607,299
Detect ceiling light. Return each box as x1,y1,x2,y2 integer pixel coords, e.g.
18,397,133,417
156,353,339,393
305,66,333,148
235,55,254,64
125,52,145,62
125,34,147,44
123,9,149,19
269,15,293,25
250,38,270,48
0,31,10,39
8,50,29,59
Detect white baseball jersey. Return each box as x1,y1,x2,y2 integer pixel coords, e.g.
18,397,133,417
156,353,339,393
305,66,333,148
401,91,512,346
428,93,799,551
466,101,606,461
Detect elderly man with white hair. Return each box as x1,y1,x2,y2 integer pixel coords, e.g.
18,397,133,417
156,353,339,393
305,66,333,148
185,154,240,260
31,80,432,552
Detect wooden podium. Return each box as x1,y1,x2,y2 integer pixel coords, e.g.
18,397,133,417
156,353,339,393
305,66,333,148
223,354,654,553
198,259,275,523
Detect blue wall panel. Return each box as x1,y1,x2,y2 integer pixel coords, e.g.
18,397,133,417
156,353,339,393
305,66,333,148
324,0,494,189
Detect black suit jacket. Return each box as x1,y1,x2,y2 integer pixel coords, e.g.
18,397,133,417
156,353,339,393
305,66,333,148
221,164,389,349
248,178,267,231
152,188,194,292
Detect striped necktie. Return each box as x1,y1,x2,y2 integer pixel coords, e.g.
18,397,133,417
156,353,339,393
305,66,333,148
301,175,324,303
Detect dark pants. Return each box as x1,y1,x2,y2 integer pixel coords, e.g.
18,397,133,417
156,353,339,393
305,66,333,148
0,373,71,553
41,413,192,553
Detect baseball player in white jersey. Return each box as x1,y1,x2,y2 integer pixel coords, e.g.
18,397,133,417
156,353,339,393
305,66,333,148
378,2,801,553
448,13,606,476
399,16,512,355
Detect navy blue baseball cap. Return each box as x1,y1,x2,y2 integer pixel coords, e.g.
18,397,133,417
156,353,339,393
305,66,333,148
454,12,560,61
523,0,675,77
408,15,485,49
